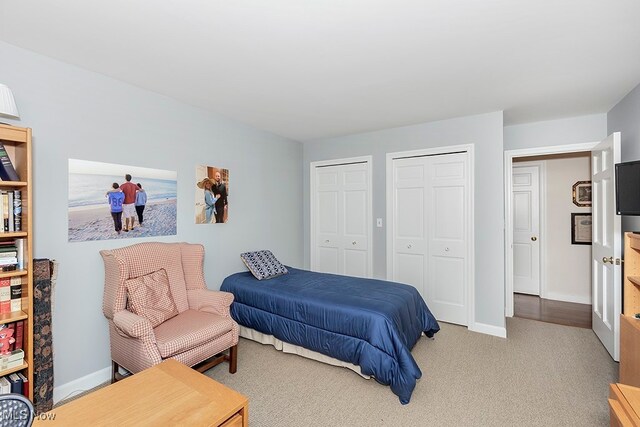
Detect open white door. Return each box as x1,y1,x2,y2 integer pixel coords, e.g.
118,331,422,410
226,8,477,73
592,132,621,361
512,164,541,295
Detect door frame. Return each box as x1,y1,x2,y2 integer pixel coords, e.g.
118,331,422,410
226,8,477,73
504,142,597,317
511,160,546,298
310,155,373,277
386,144,475,328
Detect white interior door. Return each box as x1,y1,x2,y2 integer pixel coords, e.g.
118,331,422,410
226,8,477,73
391,157,428,294
390,151,470,325
426,153,469,325
592,132,621,361
512,164,541,295
312,161,371,278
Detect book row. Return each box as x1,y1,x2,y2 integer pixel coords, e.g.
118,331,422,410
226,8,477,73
0,371,28,397
0,239,25,272
0,190,22,233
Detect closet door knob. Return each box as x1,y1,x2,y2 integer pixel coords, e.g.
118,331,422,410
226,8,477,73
531,236,537,241
352,241,357,245
407,244,412,249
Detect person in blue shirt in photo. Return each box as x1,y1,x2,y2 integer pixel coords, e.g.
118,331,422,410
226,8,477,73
197,177,219,223
107,183,125,234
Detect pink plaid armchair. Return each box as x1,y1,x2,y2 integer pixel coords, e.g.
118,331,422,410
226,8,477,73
100,242,238,381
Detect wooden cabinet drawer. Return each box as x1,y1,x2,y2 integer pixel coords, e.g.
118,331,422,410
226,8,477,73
610,384,640,426
220,413,243,427
610,398,634,426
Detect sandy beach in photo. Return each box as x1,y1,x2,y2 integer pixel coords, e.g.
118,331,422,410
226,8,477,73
68,199,177,242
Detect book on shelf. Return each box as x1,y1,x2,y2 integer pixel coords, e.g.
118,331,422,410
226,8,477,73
13,320,23,351
2,192,7,232
0,241,16,250
17,372,28,397
0,143,19,182
8,372,21,394
0,258,17,266
9,279,20,313
0,376,9,394
0,278,10,314
14,239,24,270
0,349,24,370
12,191,21,232
7,192,13,233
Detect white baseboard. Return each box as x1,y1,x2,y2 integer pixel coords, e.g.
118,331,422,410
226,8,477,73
544,292,591,305
468,322,507,338
53,366,111,404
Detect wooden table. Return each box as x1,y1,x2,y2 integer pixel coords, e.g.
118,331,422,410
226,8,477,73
34,359,248,426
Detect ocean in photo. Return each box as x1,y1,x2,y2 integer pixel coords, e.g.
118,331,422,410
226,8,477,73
69,173,177,209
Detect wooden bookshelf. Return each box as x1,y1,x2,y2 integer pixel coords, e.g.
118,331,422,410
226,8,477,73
620,232,640,387
0,124,32,400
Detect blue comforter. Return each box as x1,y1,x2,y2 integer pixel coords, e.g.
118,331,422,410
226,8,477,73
220,267,440,404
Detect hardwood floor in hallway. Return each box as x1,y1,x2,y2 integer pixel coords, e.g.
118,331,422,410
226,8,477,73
514,293,592,329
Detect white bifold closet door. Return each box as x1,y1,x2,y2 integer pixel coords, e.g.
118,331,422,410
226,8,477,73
313,162,370,278
391,152,469,325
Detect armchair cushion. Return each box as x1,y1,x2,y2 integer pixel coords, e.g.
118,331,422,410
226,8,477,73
153,309,236,358
125,269,178,328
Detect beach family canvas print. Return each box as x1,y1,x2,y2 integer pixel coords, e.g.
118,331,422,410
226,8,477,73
195,165,229,224
68,159,177,242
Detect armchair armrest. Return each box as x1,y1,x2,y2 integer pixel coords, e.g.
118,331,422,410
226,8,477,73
187,289,234,316
113,310,156,341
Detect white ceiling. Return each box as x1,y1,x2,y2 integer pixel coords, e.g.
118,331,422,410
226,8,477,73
1,1,639,141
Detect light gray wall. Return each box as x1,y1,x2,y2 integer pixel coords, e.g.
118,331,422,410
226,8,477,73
504,114,607,150
608,82,640,233
303,112,505,329
0,42,303,387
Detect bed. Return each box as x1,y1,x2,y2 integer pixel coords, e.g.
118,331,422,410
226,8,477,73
220,267,440,404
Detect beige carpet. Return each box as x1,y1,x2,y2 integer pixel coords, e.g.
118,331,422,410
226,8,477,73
206,317,617,426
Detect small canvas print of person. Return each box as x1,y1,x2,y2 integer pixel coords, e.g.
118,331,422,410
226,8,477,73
120,174,138,232
135,183,147,225
106,183,125,234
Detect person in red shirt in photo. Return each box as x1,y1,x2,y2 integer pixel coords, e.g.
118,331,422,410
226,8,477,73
120,174,138,232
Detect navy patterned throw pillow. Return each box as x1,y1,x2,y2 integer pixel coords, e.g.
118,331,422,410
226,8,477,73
240,250,288,280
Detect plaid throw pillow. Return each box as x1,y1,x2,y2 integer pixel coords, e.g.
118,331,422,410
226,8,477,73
125,269,179,327
240,250,288,280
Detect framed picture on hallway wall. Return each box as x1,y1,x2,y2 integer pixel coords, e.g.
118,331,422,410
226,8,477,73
572,180,592,207
571,213,592,245
195,165,229,224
